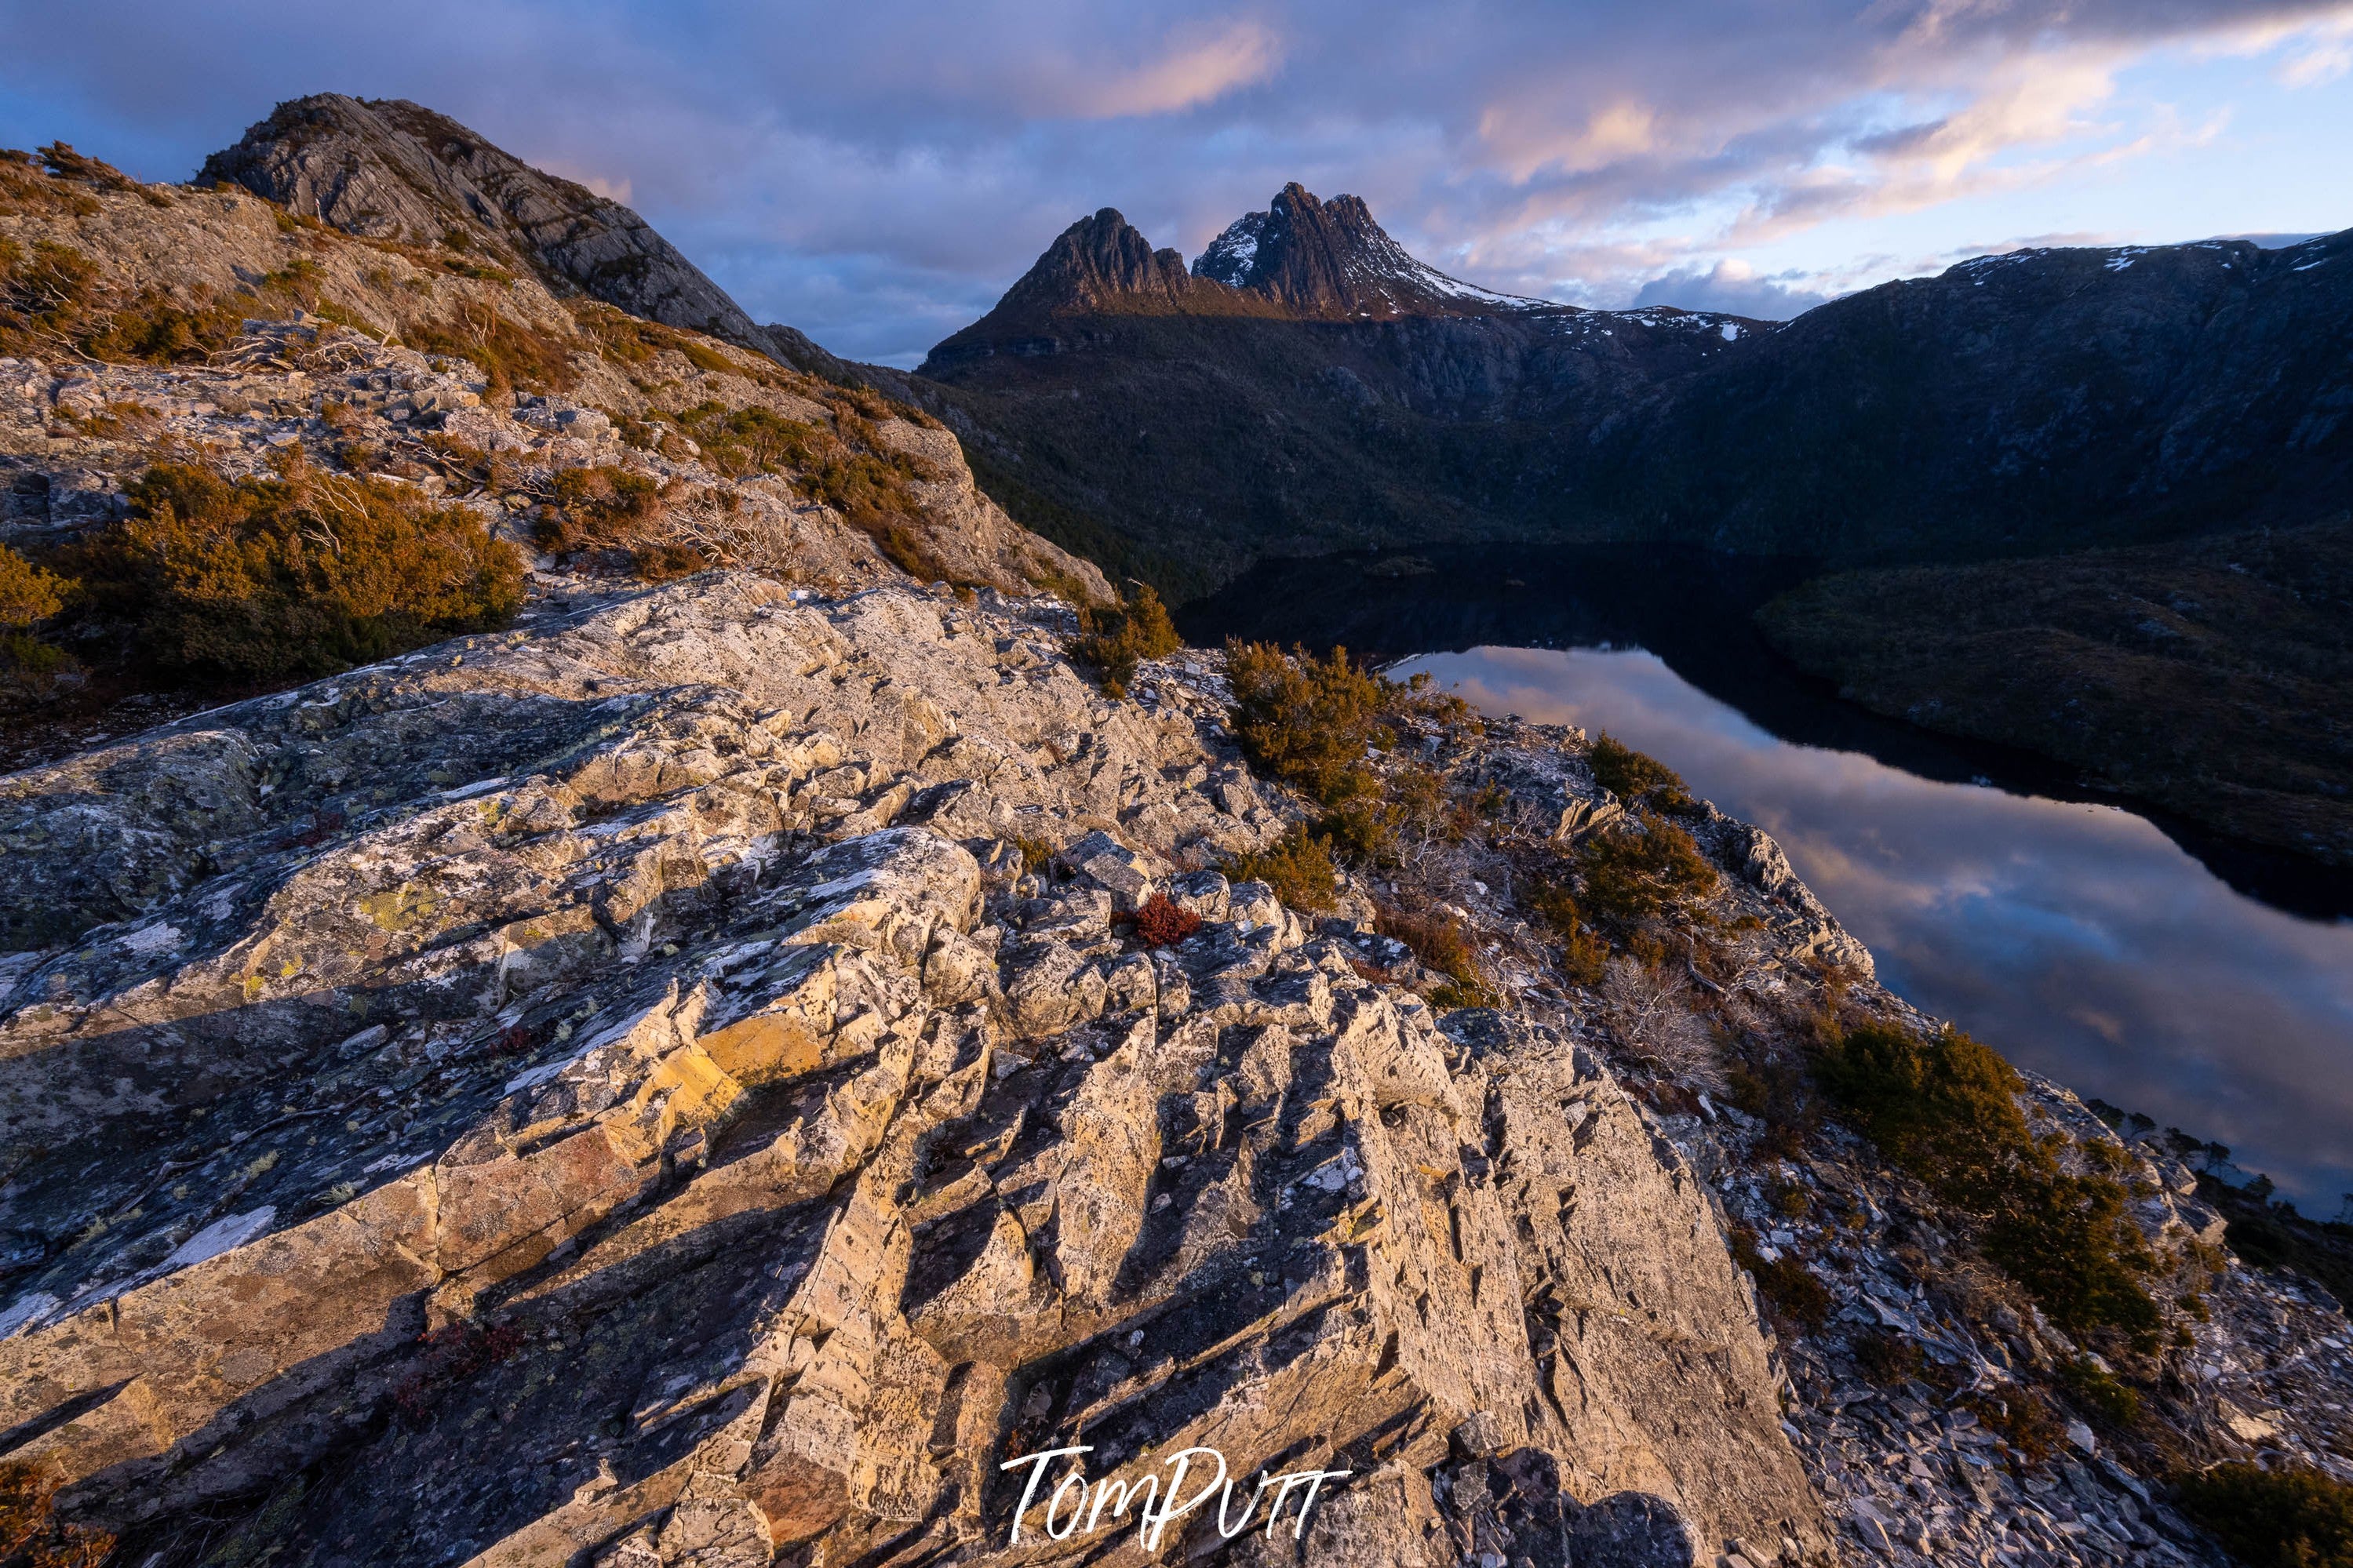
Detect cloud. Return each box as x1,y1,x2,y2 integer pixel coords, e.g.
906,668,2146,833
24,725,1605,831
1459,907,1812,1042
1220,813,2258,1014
1630,260,1834,320
1,0,2348,362
1052,18,1284,118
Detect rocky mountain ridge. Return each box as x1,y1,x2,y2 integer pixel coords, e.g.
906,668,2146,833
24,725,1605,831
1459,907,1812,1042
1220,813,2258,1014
0,136,1108,755
914,195,2352,596
920,187,1750,382
2,577,1832,1566
1190,184,1547,318
199,95,853,382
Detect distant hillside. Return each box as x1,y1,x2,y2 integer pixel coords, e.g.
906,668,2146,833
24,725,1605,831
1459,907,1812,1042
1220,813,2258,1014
914,187,1761,595
914,192,2353,598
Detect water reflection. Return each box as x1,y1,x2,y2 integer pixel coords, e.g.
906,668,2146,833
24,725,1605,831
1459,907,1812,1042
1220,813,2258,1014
1403,645,2353,1211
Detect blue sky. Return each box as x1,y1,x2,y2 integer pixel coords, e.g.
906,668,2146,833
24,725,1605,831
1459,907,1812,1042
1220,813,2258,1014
3,0,2349,365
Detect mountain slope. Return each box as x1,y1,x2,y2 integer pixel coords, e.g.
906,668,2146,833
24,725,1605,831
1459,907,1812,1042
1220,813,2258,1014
201,95,827,372
916,194,2353,598
1597,231,2353,562
916,192,1761,595
1192,181,1548,318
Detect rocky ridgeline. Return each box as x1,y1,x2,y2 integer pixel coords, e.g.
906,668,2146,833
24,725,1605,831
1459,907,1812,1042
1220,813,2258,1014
2,577,1840,1566
1,568,2344,1566
0,144,1109,763
0,314,1098,591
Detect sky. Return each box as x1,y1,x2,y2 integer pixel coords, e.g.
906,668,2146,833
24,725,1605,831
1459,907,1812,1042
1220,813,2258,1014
3,2,2351,366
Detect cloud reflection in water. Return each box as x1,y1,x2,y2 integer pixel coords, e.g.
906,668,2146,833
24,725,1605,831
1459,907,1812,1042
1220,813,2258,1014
1404,644,2353,1211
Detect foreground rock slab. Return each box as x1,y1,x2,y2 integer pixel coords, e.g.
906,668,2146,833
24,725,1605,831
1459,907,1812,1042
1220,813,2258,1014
0,578,1829,1566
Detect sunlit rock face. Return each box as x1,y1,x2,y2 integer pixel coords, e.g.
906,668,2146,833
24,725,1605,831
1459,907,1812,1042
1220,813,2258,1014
0,578,1831,1566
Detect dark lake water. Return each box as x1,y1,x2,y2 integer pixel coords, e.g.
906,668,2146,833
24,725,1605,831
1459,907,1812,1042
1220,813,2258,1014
1184,545,2353,1211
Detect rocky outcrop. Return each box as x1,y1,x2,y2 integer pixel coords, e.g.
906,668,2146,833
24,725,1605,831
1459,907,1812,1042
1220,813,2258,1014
0,577,1840,1565
1192,183,1541,320
0,157,1109,686
199,96,783,361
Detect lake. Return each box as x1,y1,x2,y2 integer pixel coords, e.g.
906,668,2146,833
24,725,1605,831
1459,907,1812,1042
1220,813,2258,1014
1185,546,2353,1210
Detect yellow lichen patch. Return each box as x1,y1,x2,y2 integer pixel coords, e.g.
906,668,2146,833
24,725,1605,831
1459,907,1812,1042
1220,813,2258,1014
359,882,443,933
697,1011,825,1087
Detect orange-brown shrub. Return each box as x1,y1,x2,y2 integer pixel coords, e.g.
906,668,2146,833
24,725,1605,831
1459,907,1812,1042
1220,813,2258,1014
65,460,523,680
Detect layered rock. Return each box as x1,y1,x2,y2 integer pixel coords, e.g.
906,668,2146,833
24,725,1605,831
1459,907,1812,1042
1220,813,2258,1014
0,577,1834,1565
1191,183,1541,319
199,96,779,361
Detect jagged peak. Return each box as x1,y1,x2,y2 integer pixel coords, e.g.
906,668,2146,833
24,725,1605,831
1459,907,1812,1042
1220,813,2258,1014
1193,181,1548,318
199,95,781,358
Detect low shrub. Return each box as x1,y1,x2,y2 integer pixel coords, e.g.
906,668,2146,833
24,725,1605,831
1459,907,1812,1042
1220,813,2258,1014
64,460,523,681
1575,814,1720,925
1853,1326,1924,1386
1131,893,1202,948
672,400,949,580
1814,1020,2162,1340
1965,1388,2061,1462
1588,732,1699,814
1226,640,1392,809
0,1458,115,1568
1375,903,1497,1009
1226,824,1339,913
2059,1356,2142,1428
406,309,578,398
1730,1225,1830,1326
1526,879,1610,986
2176,1463,2353,1568
537,465,665,549
1071,584,1182,689
1812,1020,2035,1203
1007,832,1059,878
0,545,71,690
0,546,66,628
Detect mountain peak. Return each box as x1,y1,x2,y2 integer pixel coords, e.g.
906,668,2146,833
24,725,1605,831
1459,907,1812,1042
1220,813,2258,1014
1194,182,1540,318
199,93,774,354
988,207,1200,319
923,182,1549,372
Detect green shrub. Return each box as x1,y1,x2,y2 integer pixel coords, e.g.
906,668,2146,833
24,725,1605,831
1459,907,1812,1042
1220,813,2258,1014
672,400,948,580
1526,879,1610,986
2176,1463,2353,1568
1854,1326,1924,1385
1813,1020,2035,1204
1588,733,1681,801
0,544,71,688
1965,1388,2060,1462
66,460,523,681
1,1457,115,1568
1226,824,1339,913
1226,640,1392,807
1730,1226,1831,1326
1071,584,1182,689
1815,1020,2161,1339
680,339,741,375
1575,814,1720,925
1007,832,1059,877
538,465,662,545
2059,1357,2142,1428
407,310,579,398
